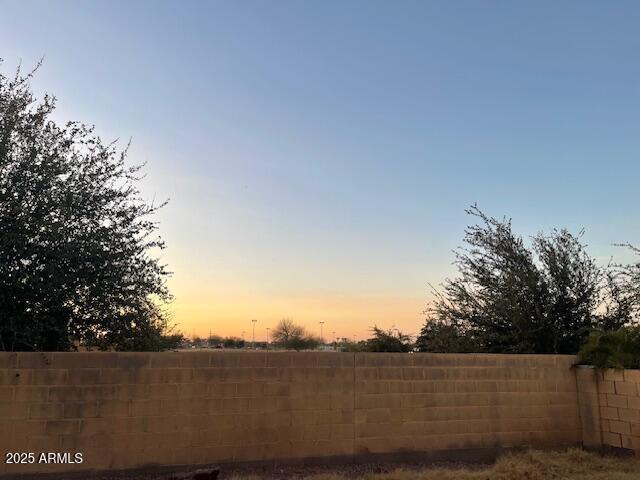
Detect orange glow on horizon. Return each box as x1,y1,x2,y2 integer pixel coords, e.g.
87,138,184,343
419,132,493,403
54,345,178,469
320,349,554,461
167,291,430,342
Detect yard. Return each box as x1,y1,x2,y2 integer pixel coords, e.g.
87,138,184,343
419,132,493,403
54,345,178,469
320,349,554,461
90,448,640,480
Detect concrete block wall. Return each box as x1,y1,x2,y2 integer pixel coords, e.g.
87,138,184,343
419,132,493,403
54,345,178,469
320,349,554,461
594,368,640,452
0,351,355,475
0,352,582,476
354,354,581,455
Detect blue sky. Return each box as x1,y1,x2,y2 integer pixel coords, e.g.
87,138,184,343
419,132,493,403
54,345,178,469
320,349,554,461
2,0,639,339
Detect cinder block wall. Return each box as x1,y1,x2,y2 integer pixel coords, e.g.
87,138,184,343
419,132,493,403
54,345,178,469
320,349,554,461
355,354,581,455
593,368,640,452
0,352,581,476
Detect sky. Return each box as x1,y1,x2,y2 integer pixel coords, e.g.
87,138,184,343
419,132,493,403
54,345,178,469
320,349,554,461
1,1,640,341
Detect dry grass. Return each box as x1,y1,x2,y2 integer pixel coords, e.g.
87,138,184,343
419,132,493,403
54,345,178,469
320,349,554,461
227,449,640,480
362,449,640,480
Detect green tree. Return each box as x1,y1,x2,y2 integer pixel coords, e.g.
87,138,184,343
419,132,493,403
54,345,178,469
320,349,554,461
363,326,413,352
416,320,479,353
416,205,630,354
0,62,172,351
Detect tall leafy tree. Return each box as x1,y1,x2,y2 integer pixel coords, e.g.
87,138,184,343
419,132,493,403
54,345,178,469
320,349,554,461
416,205,631,354
0,62,172,351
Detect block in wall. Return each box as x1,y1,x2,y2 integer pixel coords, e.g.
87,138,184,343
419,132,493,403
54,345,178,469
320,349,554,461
100,368,133,384
609,420,632,435
356,436,412,453
0,369,33,385
149,352,183,368
78,418,111,436
13,419,45,437
147,383,178,399
356,393,402,409
67,369,101,385
26,435,61,452
110,416,153,434
431,382,455,395
177,382,208,399
33,369,67,385
602,431,622,447
619,408,640,423
598,380,615,394
28,403,62,419
49,386,83,402
0,353,17,368
264,352,292,368
17,353,53,369
496,380,519,392
116,353,151,369
209,352,243,368
63,402,98,419
423,368,447,380
549,392,578,405
45,419,80,435
623,369,640,383
96,399,131,417
13,386,48,402
607,394,629,409
603,369,625,382
115,384,150,401
556,378,578,392
628,396,640,410
599,406,619,421
615,381,638,396
165,368,194,383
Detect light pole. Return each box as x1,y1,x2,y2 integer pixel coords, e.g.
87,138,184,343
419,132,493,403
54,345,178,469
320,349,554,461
251,319,257,349
266,328,271,346
332,331,336,350
319,321,325,344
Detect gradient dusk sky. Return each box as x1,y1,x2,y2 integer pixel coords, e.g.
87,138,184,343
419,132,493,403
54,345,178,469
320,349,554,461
2,1,639,341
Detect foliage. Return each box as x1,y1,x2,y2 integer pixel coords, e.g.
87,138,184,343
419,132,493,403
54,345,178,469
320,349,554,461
270,319,320,351
222,336,245,349
362,326,413,352
207,334,224,346
416,321,479,353
417,205,635,354
578,327,640,369
0,61,172,351
337,338,365,352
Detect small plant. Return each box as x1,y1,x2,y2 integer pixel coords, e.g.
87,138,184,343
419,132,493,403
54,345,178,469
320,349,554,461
578,327,640,369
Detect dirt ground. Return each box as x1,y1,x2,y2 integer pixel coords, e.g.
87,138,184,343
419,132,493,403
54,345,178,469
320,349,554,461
6,449,638,480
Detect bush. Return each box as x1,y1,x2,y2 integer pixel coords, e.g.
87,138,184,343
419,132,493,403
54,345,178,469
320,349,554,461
578,327,640,369
363,326,413,352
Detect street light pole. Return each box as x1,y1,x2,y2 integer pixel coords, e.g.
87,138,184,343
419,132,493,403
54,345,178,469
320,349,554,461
319,321,325,344
266,328,270,346
251,319,257,349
